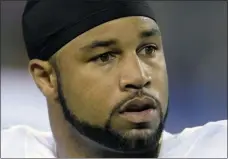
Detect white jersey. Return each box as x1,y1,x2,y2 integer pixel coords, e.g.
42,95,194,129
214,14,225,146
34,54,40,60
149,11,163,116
1,120,227,158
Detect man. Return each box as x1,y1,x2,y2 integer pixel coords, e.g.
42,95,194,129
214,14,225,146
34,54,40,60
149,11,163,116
1,0,227,158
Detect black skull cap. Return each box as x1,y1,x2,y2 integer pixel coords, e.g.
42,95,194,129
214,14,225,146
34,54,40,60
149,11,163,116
22,0,156,60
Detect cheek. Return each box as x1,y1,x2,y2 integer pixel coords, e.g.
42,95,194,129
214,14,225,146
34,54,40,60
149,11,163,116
151,73,168,115
61,68,117,127
148,56,168,114
158,70,169,114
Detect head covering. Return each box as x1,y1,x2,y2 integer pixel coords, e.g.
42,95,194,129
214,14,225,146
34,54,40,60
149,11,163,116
22,0,156,60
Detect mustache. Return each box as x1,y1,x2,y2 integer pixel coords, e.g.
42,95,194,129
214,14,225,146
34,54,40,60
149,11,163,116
105,90,161,129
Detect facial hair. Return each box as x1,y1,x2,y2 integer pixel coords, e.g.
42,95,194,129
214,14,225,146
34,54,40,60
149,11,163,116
56,76,168,156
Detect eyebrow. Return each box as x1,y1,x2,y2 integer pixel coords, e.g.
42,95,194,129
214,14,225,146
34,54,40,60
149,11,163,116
81,39,118,51
80,28,160,51
139,28,161,38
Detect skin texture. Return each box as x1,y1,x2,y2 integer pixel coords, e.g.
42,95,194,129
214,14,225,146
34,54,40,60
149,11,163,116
28,16,169,158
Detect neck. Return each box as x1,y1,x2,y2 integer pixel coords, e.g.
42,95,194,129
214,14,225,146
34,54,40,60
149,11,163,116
55,124,161,158
56,141,161,158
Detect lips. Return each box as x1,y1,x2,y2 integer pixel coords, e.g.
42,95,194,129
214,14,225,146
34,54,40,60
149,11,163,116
118,97,157,114
118,97,159,123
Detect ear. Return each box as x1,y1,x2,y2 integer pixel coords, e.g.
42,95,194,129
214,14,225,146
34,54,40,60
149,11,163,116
28,59,57,98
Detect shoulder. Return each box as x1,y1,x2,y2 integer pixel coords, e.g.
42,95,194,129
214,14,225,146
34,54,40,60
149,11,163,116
160,120,227,158
1,125,56,158
177,120,227,141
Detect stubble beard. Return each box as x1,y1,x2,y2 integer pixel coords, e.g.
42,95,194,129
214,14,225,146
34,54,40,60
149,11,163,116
56,76,168,155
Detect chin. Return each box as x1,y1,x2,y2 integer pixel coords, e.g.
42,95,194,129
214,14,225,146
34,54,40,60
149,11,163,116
121,129,155,140
113,128,157,150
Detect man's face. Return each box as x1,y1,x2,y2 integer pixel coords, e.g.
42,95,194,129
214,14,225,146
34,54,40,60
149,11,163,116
53,16,168,152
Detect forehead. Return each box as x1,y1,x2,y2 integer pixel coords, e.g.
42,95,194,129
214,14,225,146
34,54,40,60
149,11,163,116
69,16,159,46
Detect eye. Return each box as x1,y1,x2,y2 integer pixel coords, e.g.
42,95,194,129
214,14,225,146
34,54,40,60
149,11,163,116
91,52,117,63
138,44,158,57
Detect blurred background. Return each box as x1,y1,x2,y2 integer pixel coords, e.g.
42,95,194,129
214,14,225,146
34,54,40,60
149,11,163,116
1,1,227,133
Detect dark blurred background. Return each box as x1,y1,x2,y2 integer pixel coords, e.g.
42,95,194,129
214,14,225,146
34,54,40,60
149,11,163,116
1,1,227,133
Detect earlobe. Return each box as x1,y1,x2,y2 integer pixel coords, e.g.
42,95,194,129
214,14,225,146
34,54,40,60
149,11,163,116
28,59,56,97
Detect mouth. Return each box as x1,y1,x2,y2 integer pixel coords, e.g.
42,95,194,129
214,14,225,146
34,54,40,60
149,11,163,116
119,103,154,113
118,97,158,123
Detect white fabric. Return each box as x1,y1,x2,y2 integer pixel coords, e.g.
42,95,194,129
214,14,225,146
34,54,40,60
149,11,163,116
1,120,227,158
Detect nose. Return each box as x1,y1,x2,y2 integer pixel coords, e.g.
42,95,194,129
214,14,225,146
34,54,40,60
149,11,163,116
119,56,151,92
